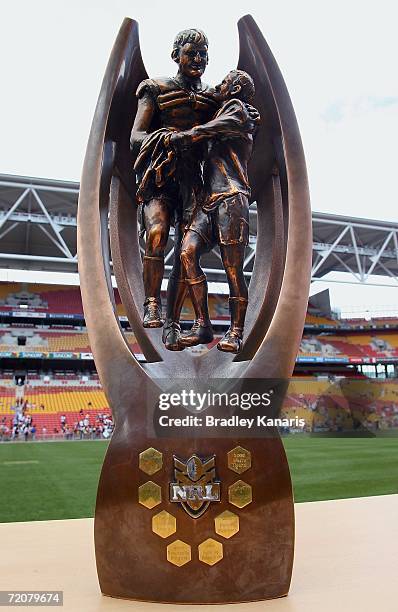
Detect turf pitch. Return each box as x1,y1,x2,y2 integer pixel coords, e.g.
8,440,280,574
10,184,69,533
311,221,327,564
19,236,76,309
0,437,397,523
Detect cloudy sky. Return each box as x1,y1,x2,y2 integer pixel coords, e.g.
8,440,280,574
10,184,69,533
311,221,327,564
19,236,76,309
1,0,397,313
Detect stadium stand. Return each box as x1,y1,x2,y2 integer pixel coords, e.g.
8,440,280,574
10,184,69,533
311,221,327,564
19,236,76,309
1,280,398,440
281,378,398,432
0,283,115,315
0,377,113,441
0,282,229,321
2,322,398,364
299,332,398,362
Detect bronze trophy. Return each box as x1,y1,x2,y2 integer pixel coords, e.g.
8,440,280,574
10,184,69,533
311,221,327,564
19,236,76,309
78,14,311,604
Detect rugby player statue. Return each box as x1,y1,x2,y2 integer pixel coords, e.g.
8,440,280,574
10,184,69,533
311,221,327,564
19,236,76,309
131,29,218,351
78,14,311,605
131,34,260,354
177,69,260,353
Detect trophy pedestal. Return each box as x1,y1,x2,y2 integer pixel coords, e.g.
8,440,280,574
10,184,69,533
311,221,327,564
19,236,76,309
94,429,294,604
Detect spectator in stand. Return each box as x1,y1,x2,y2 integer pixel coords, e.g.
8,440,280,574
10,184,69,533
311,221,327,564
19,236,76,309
78,419,84,439
0,423,9,441
102,415,114,439
60,414,67,432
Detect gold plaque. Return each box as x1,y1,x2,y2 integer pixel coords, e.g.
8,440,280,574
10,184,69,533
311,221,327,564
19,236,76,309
167,540,191,567
152,510,176,539
227,446,251,474
198,538,223,566
138,481,161,509
228,480,252,508
214,510,239,539
139,447,163,475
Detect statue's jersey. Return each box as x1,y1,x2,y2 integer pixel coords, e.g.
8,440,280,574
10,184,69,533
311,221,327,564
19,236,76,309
135,77,219,218
181,98,259,211
136,77,219,132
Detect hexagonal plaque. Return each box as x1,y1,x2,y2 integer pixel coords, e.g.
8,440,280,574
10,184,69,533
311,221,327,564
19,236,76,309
138,481,161,509
198,538,223,566
214,510,239,539
152,510,176,539
139,447,163,475
228,480,252,508
227,446,251,474
167,540,191,567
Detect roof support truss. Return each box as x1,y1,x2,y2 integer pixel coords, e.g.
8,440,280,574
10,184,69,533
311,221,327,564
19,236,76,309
1,176,397,287
0,179,77,266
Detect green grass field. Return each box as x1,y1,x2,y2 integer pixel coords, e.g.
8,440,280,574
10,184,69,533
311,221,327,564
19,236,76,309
0,437,397,523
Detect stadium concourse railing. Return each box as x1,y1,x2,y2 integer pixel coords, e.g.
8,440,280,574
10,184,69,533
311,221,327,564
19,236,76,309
2,330,398,366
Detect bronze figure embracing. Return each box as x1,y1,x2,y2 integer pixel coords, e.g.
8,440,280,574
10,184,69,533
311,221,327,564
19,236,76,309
177,69,260,353
132,32,261,355
131,29,218,351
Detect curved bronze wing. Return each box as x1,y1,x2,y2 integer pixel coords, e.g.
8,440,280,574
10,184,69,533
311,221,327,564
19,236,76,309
236,14,312,376
77,19,155,412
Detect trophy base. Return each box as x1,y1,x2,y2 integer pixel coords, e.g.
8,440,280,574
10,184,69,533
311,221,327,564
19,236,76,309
95,431,294,605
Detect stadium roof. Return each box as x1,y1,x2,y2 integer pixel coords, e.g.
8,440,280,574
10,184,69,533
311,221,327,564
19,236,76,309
1,173,397,286
0,174,78,272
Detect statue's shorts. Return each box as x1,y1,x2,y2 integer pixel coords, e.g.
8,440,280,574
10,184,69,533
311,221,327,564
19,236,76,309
186,192,249,248
139,180,182,237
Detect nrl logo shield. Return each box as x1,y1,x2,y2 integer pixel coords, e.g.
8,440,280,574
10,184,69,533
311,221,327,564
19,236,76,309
170,454,220,518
